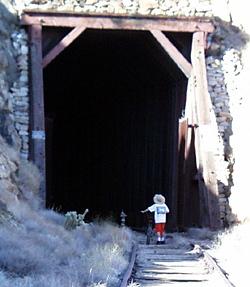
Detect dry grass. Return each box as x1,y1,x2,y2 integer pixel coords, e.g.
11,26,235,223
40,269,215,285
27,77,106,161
17,159,42,196
209,220,250,287
0,200,133,287
170,223,250,287
0,137,133,286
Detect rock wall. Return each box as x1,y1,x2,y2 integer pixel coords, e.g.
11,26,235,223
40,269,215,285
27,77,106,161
0,1,19,148
14,0,213,17
10,29,29,159
206,20,247,225
0,1,29,159
0,0,248,226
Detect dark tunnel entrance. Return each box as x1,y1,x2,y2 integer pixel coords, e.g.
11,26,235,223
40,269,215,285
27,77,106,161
43,29,193,228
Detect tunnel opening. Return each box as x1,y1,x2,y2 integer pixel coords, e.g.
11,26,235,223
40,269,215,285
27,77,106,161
43,28,193,228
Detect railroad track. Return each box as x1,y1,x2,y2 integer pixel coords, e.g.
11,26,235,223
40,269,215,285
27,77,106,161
122,234,233,287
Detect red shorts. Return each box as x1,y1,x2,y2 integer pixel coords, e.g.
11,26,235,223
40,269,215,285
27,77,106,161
155,223,165,233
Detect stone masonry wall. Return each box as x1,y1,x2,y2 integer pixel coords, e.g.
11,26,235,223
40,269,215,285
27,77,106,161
10,29,29,160
1,0,247,226
206,20,247,225
14,0,213,17
0,1,19,148
0,1,29,159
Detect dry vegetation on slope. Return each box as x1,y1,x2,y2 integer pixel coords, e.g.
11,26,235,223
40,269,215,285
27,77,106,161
0,136,133,287
0,203,133,287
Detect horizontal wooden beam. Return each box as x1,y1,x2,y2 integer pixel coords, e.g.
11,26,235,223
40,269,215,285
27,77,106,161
150,30,192,78
21,12,214,33
43,26,86,68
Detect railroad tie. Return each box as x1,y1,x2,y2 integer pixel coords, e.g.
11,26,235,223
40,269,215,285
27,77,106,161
131,241,232,286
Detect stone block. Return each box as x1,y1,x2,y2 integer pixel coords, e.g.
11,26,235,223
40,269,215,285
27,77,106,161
21,45,28,55
139,0,158,10
219,111,232,119
85,0,98,4
19,130,28,136
216,116,227,122
151,8,165,15
122,0,133,7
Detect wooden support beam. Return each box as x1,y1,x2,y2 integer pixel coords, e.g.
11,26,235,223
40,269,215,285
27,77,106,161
29,24,46,205
43,26,86,68
21,13,214,33
190,31,221,230
150,30,192,78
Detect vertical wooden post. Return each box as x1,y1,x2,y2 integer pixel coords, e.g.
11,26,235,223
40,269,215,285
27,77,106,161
190,32,221,229
29,24,46,205
170,86,179,230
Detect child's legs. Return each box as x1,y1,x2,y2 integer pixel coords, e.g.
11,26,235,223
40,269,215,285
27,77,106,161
155,223,165,240
160,223,165,238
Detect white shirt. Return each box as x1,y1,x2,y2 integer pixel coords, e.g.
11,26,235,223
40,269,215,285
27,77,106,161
148,203,170,223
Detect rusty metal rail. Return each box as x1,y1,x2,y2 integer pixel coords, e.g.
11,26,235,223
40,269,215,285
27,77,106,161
120,244,137,287
121,236,234,287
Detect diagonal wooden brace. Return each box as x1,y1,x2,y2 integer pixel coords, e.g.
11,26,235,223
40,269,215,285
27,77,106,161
42,26,86,68
150,30,193,78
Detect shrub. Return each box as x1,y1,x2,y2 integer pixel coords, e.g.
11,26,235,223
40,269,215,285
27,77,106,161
64,209,89,230
0,204,133,287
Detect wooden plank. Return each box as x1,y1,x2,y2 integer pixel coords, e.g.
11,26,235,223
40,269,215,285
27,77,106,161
135,273,209,281
150,30,192,78
134,279,209,286
137,262,203,268
134,243,214,286
42,26,86,68
136,267,207,274
29,24,46,205
135,266,205,275
190,31,221,230
21,13,214,33
138,249,192,255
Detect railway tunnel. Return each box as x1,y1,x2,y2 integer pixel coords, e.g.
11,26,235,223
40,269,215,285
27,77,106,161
22,12,221,229
42,28,199,228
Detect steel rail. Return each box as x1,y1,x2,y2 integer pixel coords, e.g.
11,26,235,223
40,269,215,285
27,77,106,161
121,242,235,287
120,244,137,287
202,249,234,287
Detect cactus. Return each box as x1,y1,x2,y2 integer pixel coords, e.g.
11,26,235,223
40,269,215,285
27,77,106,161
64,209,89,230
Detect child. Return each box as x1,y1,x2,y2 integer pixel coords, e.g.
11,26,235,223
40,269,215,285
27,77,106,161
141,194,170,244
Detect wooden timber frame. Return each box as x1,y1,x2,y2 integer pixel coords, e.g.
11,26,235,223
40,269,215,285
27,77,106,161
21,10,221,229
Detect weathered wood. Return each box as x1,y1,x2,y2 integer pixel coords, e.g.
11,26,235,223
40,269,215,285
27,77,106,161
42,26,86,68
138,249,191,254
137,261,205,268
29,24,46,205
150,30,192,78
137,255,199,262
190,31,221,230
138,267,207,274
133,241,212,286
135,273,210,281
21,12,214,33
133,279,208,286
